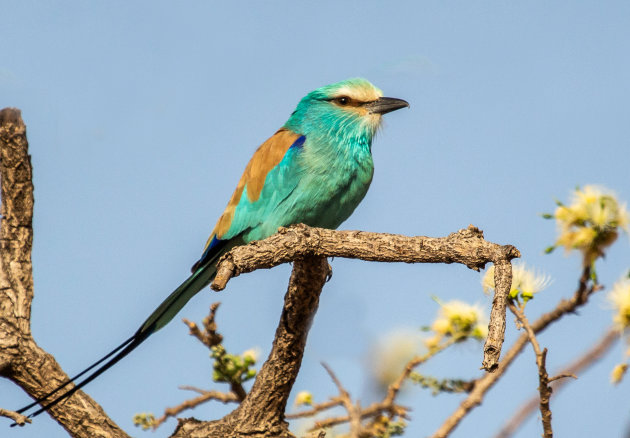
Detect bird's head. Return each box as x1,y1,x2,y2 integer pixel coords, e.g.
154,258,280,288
285,78,408,143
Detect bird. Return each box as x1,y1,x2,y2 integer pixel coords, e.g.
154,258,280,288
16,78,409,420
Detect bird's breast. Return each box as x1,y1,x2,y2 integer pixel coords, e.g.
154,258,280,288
295,137,374,229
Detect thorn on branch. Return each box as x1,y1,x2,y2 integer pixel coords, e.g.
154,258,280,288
548,373,577,383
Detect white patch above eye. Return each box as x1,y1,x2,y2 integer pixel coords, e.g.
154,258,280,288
334,84,383,103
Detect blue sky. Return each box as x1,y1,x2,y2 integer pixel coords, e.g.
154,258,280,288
2,2,630,437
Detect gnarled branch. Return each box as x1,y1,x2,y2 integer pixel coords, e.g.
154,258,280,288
212,223,519,371
0,108,130,437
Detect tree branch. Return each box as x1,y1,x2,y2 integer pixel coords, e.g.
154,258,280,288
0,108,130,437
172,256,330,437
0,408,30,426
151,387,240,429
509,303,553,437
212,224,519,371
212,224,519,290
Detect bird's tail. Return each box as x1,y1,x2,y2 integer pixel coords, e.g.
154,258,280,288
14,261,218,421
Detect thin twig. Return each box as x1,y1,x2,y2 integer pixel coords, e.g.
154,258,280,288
494,328,618,438
547,373,577,383
385,337,459,406
182,304,247,402
285,399,344,419
321,363,363,438
0,408,31,426
152,389,240,429
183,303,223,348
509,293,564,437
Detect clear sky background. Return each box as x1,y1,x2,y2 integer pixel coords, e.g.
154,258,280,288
2,2,630,437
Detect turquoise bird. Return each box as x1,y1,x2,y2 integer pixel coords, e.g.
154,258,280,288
18,78,408,418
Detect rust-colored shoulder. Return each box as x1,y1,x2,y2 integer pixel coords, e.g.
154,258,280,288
208,128,302,242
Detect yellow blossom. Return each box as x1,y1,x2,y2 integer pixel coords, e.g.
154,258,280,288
552,185,628,263
133,413,156,430
431,300,487,341
431,318,451,334
294,390,313,406
611,363,628,385
608,277,630,329
423,335,440,350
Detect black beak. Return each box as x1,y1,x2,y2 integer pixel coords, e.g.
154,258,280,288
365,97,410,115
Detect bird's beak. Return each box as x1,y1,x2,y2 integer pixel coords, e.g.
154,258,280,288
365,97,410,115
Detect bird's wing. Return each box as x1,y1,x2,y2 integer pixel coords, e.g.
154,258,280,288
192,128,305,270
19,129,308,419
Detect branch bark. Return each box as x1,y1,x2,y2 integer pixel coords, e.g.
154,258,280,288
0,108,130,437
172,256,329,437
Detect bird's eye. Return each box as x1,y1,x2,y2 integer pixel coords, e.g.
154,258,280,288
336,96,350,106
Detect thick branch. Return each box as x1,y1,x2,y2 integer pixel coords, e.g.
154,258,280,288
172,256,329,437
212,224,519,370
212,225,519,290
0,108,129,437
0,107,34,370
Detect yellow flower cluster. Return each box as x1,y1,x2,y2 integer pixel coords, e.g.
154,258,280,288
132,412,156,430
608,277,630,330
294,390,313,406
608,276,630,385
482,263,551,303
552,185,628,263
425,300,488,348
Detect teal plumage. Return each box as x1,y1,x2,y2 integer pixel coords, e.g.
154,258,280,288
18,78,408,419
